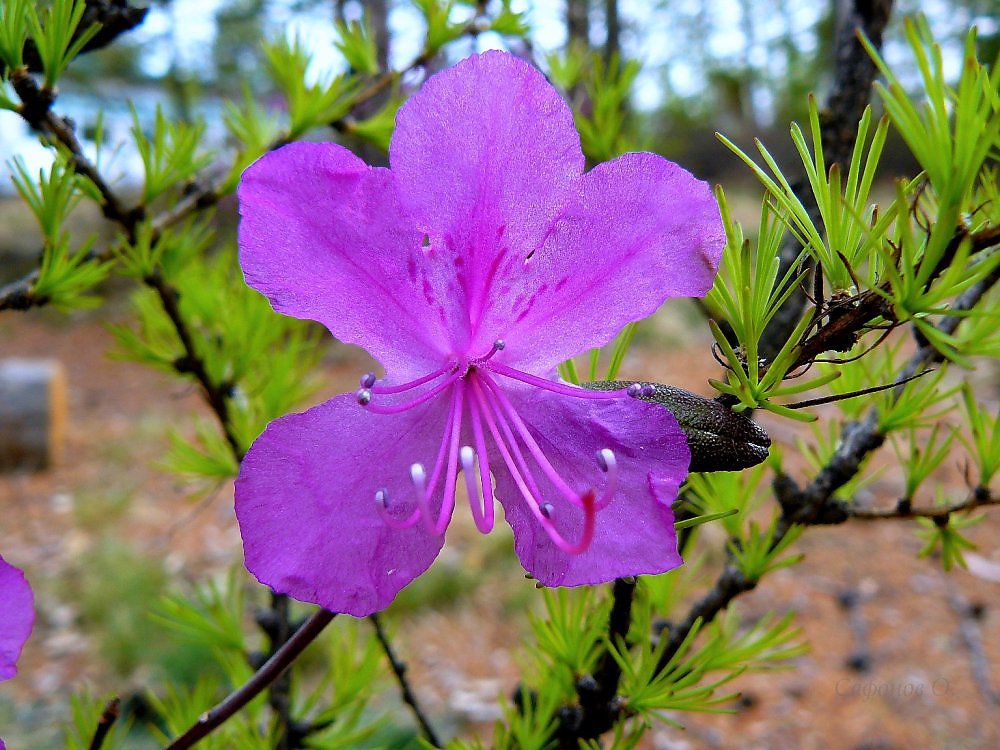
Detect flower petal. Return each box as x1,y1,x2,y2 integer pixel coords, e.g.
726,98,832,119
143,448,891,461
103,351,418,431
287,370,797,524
390,51,585,353
489,385,687,586
488,151,725,371
0,555,33,681
235,393,453,616
239,142,456,379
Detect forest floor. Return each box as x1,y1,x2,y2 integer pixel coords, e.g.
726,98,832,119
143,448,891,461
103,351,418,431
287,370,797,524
1,297,999,750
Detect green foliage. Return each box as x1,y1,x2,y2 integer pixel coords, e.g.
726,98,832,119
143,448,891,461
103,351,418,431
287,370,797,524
796,419,882,501
705,189,822,418
727,521,804,582
342,92,405,154
685,462,770,537
263,35,359,139
63,692,127,750
414,0,470,57
334,17,380,76
24,0,100,88
303,621,391,748
528,588,609,684
221,84,283,192
578,55,641,163
0,0,29,69
9,154,110,308
960,385,1000,486
111,241,325,465
613,609,804,726
488,0,529,36
916,507,983,571
132,105,213,204
892,424,958,500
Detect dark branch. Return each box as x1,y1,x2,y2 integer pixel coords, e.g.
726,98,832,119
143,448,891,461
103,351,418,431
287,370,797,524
554,578,636,747
87,697,121,750
850,486,997,521
369,614,443,748
17,0,148,75
760,0,894,360
143,270,242,458
162,609,336,750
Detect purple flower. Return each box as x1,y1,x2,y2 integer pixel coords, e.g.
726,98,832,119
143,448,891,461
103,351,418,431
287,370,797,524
0,554,33,681
236,51,723,616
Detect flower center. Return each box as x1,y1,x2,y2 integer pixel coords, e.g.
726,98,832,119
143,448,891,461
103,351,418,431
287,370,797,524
357,342,642,554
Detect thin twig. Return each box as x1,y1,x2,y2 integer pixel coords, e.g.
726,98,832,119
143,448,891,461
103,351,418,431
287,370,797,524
143,269,242,458
163,609,336,750
947,591,1000,706
369,613,443,748
87,697,121,750
850,487,997,520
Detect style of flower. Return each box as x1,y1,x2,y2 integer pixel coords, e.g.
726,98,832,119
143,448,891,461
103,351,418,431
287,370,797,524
235,50,724,617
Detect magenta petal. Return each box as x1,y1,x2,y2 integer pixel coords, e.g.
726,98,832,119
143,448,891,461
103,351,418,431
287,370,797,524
390,51,584,351
0,555,34,681
491,152,725,371
491,386,687,586
239,142,455,379
235,393,451,616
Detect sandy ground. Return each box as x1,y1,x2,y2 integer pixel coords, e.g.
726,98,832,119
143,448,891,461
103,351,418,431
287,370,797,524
1,301,998,750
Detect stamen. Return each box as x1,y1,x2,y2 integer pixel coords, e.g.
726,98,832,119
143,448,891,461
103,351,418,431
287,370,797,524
363,368,464,414
469,376,596,554
486,361,629,400
473,339,506,365
467,385,496,534
475,378,547,502
593,449,619,511
480,373,590,509
460,446,494,534
406,383,464,536
429,381,465,535
360,372,377,389
369,360,459,395
374,488,420,529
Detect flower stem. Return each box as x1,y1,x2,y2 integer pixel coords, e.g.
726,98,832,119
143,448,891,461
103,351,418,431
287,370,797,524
162,609,336,750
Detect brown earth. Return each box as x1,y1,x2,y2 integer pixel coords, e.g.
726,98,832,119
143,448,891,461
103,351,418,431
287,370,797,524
1,300,998,750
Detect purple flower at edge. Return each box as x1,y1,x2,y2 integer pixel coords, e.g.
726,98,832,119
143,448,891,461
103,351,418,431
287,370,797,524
0,555,32,682
236,50,725,617
0,554,34,750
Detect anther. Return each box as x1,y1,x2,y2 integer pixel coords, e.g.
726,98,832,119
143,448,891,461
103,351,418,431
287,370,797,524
540,502,554,518
627,382,643,398
410,463,427,492
360,372,377,389
641,383,656,398
593,449,619,511
375,488,389,507
477,339,506,364
356,388,373,406
460,445,475,471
